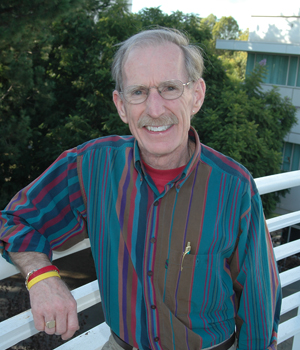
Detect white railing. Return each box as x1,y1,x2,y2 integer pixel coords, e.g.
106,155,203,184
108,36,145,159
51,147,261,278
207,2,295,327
1,170,300,350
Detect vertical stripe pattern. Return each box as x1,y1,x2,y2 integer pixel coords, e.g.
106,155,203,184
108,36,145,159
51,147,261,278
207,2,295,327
0,128,281,350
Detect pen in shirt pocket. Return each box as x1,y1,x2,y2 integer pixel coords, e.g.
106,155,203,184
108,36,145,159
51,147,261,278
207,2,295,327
181,242,191,271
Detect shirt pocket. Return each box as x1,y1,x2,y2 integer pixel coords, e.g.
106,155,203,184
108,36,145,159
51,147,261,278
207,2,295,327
164,249,232,323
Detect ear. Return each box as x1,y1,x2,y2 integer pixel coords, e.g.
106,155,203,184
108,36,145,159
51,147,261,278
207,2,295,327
113,90,128,124
191,78,206,114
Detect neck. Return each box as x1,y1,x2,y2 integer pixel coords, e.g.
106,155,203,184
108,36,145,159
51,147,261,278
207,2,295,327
140,140,195,170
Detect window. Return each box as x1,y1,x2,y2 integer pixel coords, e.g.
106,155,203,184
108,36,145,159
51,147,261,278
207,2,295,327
246,53,300,87
282,142,300,171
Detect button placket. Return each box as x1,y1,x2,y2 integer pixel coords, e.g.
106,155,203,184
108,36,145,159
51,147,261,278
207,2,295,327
145,197,162,350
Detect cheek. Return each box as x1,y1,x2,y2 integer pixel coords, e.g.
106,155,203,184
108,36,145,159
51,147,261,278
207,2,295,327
126,115,142,138
179,106,191,127
125,106,143,127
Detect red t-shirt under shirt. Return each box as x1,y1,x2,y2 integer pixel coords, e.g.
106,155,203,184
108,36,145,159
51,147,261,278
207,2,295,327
142,161,185,193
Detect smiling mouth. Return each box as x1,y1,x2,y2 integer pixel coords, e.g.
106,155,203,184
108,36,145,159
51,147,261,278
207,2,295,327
145,125,172,132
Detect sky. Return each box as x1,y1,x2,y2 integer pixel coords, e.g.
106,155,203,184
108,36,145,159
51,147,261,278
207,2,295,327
131,0,298,31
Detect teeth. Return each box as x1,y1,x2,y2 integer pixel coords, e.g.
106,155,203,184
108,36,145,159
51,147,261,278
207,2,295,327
146,125,171,132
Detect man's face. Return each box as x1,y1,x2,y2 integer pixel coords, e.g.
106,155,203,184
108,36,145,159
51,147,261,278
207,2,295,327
113,43,205,168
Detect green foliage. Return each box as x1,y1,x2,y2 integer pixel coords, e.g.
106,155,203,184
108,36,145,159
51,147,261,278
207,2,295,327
0,0,113,207
1,0,84,206
201,14,217,32
212,16,240,40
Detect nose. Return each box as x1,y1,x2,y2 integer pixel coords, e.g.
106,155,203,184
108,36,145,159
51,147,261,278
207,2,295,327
145,87,165,118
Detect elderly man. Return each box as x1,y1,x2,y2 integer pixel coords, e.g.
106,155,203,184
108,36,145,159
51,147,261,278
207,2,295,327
0,28,281,350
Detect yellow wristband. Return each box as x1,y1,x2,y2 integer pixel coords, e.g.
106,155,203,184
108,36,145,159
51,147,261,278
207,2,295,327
27,271,61,291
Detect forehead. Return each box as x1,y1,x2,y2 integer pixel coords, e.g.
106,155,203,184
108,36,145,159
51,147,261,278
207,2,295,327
122,43,188,86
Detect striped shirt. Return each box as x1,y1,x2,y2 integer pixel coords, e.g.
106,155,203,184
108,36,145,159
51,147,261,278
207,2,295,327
0,128,281,350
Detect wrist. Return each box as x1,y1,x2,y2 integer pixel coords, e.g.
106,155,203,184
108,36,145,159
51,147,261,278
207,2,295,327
25,265,61,291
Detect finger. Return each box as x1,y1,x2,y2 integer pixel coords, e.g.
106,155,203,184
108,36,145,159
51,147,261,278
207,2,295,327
55,296,78,339
61,307,80,340
32,311,46,333
54,308,68,336
31,300,56,334
44,318,56,335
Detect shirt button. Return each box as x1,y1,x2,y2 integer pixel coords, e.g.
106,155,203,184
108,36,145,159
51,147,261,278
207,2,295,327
150,237,156,243
147,270,153,276
154,201,159,206
154,337,159,342
151,305,156,309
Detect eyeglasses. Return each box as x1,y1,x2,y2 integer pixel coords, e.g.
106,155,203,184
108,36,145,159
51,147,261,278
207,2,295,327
119,80,193,104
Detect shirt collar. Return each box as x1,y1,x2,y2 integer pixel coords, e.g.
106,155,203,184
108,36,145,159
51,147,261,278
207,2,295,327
183,126,201,177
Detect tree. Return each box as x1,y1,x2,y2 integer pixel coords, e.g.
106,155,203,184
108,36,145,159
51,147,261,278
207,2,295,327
212,16,240,41
201,14,217,32
0,0,112,208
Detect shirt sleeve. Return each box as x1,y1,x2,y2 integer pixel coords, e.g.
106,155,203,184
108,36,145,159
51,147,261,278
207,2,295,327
229,185,282,350
0,148,87,264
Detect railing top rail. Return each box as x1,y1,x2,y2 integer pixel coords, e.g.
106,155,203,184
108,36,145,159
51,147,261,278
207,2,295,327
267,210,300,233
274,238,300,261
255,170,300,195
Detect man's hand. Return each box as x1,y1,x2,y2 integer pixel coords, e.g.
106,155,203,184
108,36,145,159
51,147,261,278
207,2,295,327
29,276,79,340
9,251,79,340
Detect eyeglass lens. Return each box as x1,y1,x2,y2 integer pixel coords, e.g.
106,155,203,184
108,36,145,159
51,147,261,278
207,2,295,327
123,80,186,104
